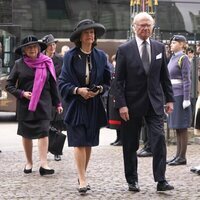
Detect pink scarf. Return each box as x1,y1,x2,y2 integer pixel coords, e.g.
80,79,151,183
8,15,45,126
24,53,56,111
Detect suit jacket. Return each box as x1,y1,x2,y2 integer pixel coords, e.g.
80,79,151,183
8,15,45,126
114,38,174,116
6,59,60,121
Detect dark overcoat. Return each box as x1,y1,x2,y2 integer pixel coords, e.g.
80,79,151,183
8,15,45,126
58,47,111,129
5,59,60,121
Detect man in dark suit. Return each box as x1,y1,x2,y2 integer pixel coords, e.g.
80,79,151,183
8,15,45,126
114,12,174,192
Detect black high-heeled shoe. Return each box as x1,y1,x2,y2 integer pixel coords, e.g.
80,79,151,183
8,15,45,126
77,187,87,195
78,179,91,190
39,167,54,176
24,167,32,174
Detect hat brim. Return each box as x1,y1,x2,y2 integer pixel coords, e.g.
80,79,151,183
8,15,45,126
170,35,186,43
70,23,105,42
15,41,47,55
45,40,58,45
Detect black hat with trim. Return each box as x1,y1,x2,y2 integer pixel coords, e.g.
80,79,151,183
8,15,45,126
15,35,47,55
41,34,58,45
70,19,105,42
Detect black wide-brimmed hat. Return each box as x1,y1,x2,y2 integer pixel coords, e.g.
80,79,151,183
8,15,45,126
170,35,187,43
70,19,106,42
15,35,47,55
41,34,58,45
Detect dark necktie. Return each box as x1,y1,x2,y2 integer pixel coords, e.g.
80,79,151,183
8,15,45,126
142,41,150,74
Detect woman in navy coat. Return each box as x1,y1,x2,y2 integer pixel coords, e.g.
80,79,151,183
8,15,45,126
58,19,111,194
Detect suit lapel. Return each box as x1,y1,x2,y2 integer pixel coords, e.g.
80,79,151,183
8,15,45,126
149,40,156,71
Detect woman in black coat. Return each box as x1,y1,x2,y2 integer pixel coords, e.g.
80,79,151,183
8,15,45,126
59,19,111,194
42,34,65,161
6,35,63,176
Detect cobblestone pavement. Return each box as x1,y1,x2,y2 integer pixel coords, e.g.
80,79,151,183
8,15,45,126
0,122,200,200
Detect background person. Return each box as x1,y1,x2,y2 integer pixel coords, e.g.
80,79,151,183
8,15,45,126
167,35,192,166
107,54,122,146
58,19,111,194
42,34,65,161
113,12,174,192
136,119,152,157
59,45,70,57
5,35,63,176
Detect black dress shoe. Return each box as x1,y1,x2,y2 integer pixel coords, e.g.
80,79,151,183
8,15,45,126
77,187,87,195
190,166,200,173
166,156,177,164
128,182,140,192
24,167,32,174
190,167,198,173
39,167,54,176
113,140,122,146
137,149,152,157
157,180,174,191
196,169,200,175
168,157,186,166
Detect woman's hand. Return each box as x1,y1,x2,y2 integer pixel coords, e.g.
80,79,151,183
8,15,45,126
23,91,32,100
77,87,99,100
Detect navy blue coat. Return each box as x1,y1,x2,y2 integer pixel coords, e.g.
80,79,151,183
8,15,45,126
58,47,111,129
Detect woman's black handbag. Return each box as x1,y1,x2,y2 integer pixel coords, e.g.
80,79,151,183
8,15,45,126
48,126,66,155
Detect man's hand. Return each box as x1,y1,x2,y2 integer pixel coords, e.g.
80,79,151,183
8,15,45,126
119,106,129,121
165,102,174,114
57,106,63,114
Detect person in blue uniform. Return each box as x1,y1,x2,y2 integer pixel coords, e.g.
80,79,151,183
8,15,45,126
167,35,192,165
58,19,111,194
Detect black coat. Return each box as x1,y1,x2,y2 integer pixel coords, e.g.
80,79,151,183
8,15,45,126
114,39,174,116
5,58,60,121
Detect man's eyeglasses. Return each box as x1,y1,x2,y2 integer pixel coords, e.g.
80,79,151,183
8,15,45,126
135,24,153,29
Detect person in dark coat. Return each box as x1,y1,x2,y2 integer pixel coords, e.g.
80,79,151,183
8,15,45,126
113,12,174,192
58,19,111,194
42,34,65,161
5,35,63,176
107,54,122,146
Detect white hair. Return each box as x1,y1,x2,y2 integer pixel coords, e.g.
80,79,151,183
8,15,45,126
133,12,155,26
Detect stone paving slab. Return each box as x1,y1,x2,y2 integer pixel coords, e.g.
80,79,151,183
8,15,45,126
0,123,200,199
0,145,200,199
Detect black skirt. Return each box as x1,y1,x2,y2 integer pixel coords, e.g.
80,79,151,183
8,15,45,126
66,124,100,147
17,120,50,139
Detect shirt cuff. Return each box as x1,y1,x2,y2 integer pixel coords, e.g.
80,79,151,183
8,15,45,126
99,85,103,94
73,87,78,95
